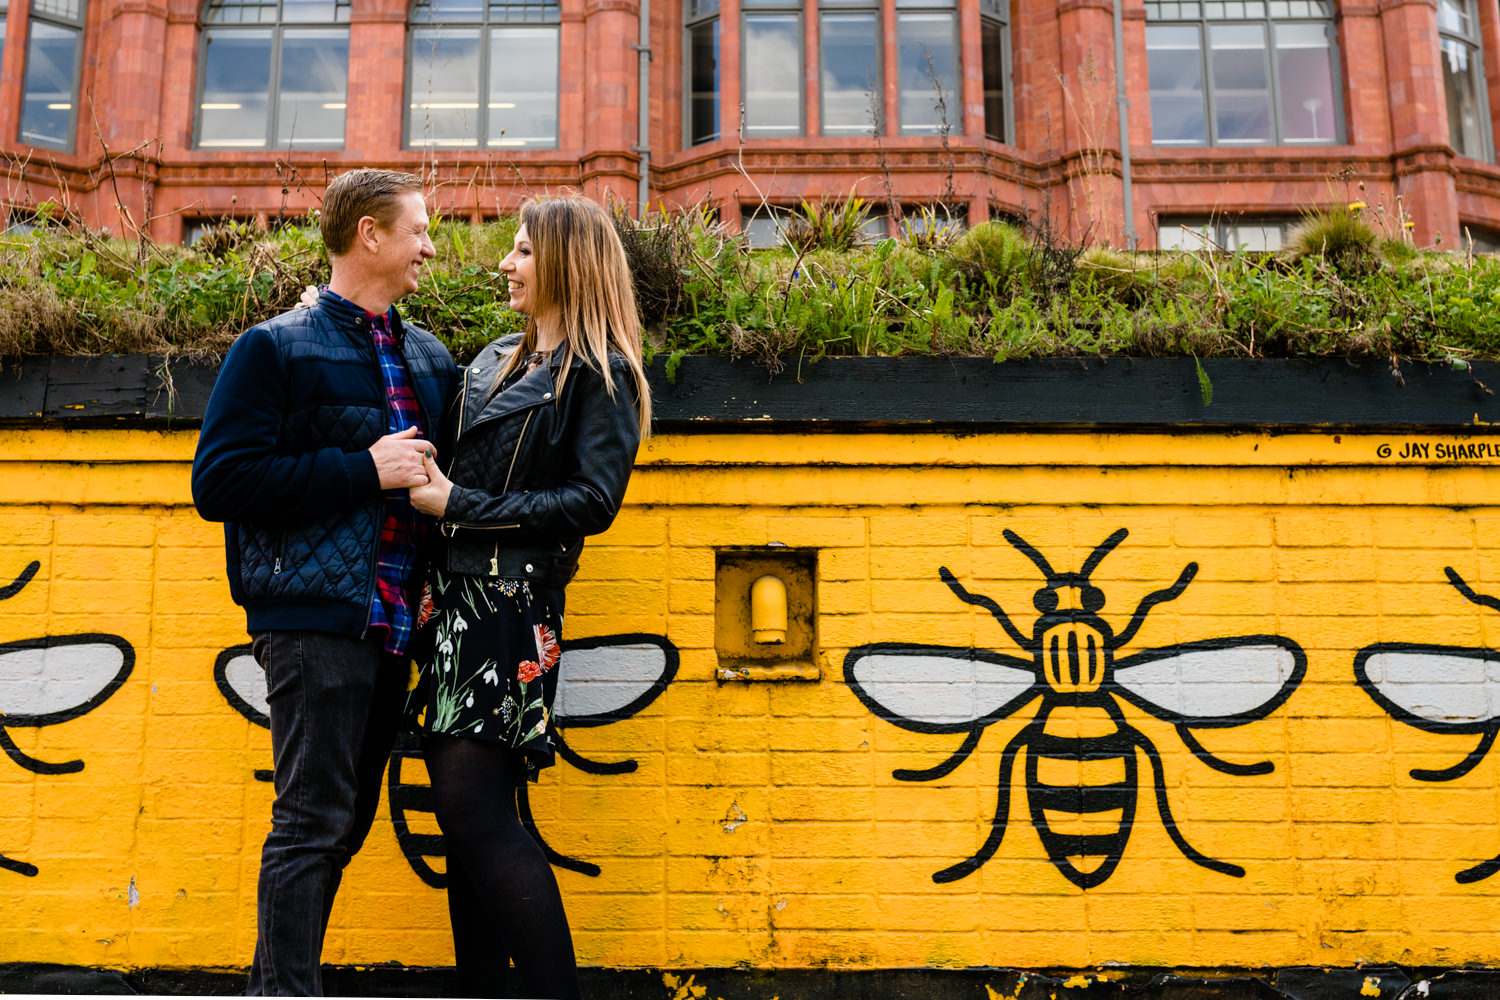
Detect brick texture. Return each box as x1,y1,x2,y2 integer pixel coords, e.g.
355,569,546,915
0,426,1498,974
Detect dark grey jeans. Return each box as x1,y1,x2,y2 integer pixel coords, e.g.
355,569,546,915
246,630,408,996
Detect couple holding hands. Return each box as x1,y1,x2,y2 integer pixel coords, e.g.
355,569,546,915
192,169,652,998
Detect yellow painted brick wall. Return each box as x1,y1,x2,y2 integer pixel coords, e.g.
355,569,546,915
2,427,1500,970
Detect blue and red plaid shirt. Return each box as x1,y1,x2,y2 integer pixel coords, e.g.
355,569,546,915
329,291,427,656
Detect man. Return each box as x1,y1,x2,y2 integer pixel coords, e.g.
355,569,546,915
192,169,457,995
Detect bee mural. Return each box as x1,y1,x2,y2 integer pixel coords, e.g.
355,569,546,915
1354,566,1500,884
845,528,1305,888
216,633,677,886
0,560,135,877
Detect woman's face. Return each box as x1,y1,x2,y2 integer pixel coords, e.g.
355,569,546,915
499,223,537,316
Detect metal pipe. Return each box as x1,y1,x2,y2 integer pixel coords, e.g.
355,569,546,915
1113,0,1137,248
635,0,652,216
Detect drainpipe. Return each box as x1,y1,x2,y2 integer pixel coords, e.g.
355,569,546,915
634,0,652,217
1113,0,1137,248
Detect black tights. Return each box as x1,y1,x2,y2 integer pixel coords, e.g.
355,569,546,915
425,734,582,1000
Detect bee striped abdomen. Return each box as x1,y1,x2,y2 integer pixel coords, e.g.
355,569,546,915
1026,704,1138,889
387,733,447,888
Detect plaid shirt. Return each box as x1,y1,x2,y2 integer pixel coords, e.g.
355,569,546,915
331,292,426,657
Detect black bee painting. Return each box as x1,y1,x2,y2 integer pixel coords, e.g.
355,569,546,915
216,633,677,885
845,528,1305,889
1354,566,1500,884
0,561,135,877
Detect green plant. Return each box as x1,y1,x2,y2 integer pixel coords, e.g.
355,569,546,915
782,191,875,254
1286,203,1380,277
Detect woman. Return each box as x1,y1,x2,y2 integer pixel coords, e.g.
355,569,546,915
406,197,651,998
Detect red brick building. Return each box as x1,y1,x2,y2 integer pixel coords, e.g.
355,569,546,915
0,0,1497,248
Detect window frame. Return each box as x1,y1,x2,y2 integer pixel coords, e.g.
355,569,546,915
979,0,1011,143
193,0,351,151
817,2,881,138
894,0,961,137
1437,0,1494,161
1144,0,1345,148
403,0,562,151
18,0,86,152
683,0,720,147
1156,214,1294,250
739,0,804,139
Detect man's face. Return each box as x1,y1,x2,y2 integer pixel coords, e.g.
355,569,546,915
369,190,435,300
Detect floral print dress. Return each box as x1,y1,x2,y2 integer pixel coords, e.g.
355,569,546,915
407,571,566,777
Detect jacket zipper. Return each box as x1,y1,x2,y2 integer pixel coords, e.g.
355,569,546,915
443,408,533,534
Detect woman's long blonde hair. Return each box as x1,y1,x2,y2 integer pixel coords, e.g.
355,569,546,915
495,196,652,434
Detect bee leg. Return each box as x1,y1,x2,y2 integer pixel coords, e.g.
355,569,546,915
1114,562,1198,648
1445,566,1500,614
1412,724,1498,782
516,781,601,877
932,727,1027,884
1136,733,1244,878
1177,726,1273,777
0,560,38,601
0,727,83,775
1457,852,1500,884
552,728,636,776
938,567,1031,650
895,728,982,782
0,852,38,877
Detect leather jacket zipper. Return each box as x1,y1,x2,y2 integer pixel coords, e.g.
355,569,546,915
443,408,533,534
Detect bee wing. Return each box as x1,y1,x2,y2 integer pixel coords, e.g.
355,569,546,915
844,643,1039,733
1355,643,1500,733
0,635,134,726
1113,636,1306,726
554,634,678,728
213,644,269,728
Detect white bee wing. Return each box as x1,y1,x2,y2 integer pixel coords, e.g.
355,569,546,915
0,636,134,725
554,634,678,727
1355,644,1500,731
1113,636,1305,725
844,643,1038,733
214,646,270,727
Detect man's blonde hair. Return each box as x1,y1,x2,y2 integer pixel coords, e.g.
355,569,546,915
321,169,424,256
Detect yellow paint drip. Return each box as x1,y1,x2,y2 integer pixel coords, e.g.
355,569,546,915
1361,977,1382,996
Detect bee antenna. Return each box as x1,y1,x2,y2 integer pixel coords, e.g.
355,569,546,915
1002,530,1056,579
1079,528,1129,580
0,561,39,602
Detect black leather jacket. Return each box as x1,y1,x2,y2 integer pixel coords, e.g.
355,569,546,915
435,334,643,586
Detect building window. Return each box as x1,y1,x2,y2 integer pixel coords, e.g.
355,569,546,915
196,0,349,150
741,204,889,247
1157,215,1290,250
1,0,9,71
407,0,559,149
819,0,878,136
896,0,958,136
685,0,719,145
742,0,801,137
1439,0,1492,160
1145,0,1341,146
19,0,85,151
980,0,1009,142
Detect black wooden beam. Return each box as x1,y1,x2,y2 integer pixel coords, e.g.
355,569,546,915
1,355,1496,430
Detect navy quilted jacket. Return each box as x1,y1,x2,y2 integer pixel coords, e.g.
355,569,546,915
192,291,457,637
